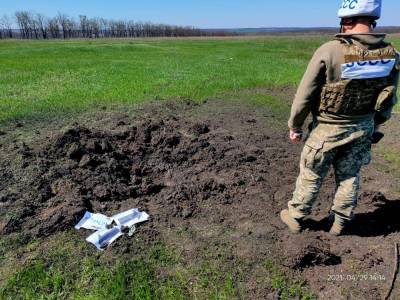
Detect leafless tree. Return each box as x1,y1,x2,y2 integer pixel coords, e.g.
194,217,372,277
99,18,109,37
0,15,13,38
89,18,101,38
79,15,89,38
57,13,75,39
28,14,39,39
48,17,60,38
11,11,229,39
15,11,31,38
35,13,48,39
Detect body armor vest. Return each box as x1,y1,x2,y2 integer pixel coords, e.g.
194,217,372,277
319,38,398,115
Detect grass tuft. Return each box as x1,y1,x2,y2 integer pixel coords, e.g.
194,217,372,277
264,259,317,300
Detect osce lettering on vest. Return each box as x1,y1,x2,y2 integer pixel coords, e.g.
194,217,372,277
318,39,397,116
341,59,395,79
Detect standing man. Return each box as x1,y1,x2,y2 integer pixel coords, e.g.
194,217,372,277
280,0,399,236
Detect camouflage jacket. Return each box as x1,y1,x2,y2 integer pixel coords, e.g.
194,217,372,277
288,33,400,130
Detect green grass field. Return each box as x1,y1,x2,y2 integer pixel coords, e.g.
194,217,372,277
1,36,399,299
0,36,330,123
2,36,399,124
2,37,399,123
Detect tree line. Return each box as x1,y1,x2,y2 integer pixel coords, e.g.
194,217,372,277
0,11,232,39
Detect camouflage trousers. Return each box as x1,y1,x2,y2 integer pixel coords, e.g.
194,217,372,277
288,119,375,221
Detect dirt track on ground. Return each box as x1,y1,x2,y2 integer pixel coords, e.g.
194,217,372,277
0,99,399,299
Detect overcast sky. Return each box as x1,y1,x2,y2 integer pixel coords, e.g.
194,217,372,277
2,0,399,28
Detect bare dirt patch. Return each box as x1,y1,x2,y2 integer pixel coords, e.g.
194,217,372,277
1,99,399,299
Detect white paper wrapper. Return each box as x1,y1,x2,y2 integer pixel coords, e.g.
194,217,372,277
112,208,149,228
86,226,123,250
75,208,150,251
74,211,113,231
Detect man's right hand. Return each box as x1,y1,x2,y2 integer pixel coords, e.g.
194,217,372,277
289,129,303,143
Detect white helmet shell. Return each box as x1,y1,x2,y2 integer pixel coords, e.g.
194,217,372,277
338,0,382,19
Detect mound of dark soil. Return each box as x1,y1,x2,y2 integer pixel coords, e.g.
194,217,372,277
0,117,225,236
0,100,286,239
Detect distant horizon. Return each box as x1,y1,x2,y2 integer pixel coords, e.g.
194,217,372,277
5,25,400,31
206,25,400,30
3,20,400,31
3,17,400,30
3,12,400,31
2,0,399,28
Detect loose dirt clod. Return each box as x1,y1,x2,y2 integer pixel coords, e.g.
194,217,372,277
293,245,342,270
282,239,342,270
